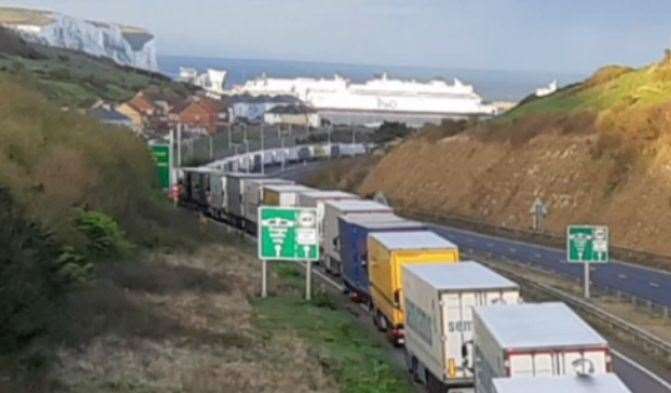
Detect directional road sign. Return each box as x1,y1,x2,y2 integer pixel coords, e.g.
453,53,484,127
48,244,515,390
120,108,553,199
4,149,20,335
567,225,609,264
258,207,320,261
150,143,171,190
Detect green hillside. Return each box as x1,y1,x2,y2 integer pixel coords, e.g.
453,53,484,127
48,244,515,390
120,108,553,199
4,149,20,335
0,27,191,108
502,54,671,122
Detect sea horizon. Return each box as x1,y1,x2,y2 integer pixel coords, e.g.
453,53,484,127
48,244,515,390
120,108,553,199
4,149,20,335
158,55,587,102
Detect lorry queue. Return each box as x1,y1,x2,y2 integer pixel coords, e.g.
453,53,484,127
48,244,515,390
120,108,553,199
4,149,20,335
178,165,632,393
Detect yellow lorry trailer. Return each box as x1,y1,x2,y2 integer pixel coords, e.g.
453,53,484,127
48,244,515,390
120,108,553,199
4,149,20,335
368,230,459,345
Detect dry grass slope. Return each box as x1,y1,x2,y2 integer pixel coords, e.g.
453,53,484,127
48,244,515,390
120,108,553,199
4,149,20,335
51,243,338,393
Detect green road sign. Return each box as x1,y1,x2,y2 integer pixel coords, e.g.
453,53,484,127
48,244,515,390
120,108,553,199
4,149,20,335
258,207,320,261
567,225,609,263
150,144,171,190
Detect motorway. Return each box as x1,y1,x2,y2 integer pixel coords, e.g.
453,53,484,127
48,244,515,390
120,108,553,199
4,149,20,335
430,225,671,308
271,160,671,392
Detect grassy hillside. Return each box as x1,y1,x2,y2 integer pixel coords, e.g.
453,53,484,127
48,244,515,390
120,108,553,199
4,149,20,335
0,27,191,108
360,52,671,258
0,35,198,386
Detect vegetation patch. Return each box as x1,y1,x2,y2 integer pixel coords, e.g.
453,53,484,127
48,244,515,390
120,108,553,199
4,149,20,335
254,264,414,393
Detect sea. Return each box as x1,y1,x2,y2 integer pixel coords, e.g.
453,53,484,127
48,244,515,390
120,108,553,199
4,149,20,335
159,55,586,102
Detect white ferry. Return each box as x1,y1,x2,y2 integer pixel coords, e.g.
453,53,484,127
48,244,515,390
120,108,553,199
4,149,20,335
230,73,498,116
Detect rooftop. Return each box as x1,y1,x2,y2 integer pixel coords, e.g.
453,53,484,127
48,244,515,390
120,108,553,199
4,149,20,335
492,374,631,393
405,262,518,291
326,199,392,213
475,302,608,351
369,230,457,250
87,107,132,123
264,184,313,192
300,190,357,199
267,104,317,115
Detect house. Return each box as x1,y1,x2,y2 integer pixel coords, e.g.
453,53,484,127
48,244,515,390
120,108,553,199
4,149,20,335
87,106,134,129
263,104,320,128
171,96,228,135
117,92,159,132
228,94,300,124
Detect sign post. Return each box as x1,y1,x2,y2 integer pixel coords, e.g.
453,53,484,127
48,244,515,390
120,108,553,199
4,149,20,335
150,143,172,191
529,198,548,232
567,225,609,299
258,207,320,300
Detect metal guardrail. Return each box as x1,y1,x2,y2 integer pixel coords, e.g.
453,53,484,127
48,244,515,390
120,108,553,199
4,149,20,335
470,251,671,363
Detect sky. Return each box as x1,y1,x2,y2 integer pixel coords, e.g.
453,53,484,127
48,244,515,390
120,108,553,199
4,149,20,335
1,0,670,74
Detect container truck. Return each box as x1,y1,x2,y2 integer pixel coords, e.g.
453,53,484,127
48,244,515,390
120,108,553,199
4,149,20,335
243,178,295,233
181,167,219,210
403,262,520,393
492,374,632,393
367,230,459,345
473,302,611,393
339,214,426,303
262,184,314,207
297,190,359,241
225,173,266,228
322,200,393,274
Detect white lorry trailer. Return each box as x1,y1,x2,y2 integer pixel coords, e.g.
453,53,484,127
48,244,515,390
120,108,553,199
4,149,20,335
492,374,631,393
243,178,295,232
473,302,611,393
296,190,359,240
403,262,520,393
322,200,393,274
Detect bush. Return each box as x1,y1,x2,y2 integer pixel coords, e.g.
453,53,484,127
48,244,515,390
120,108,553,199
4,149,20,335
0,188,64,356
75,209,133,260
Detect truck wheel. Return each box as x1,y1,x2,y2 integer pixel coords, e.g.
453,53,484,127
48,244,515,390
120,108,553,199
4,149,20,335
410,356,421,382
426,372,446,393
377,312,388,332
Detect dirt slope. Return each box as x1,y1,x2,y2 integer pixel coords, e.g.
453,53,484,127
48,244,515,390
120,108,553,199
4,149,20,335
360,55,671,255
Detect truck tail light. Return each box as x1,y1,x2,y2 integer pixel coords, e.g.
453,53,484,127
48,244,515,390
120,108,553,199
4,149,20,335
394,290,401,306
448,358,457,378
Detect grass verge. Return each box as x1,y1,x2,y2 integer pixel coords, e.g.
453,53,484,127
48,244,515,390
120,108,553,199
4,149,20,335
254,264,414,393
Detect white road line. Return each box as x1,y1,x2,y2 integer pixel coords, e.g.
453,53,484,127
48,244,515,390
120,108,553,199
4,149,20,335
613,350,671,391
619,274,628,279
486,242,494,248
534,252,542,259
509,247,517,253
650,282,660,288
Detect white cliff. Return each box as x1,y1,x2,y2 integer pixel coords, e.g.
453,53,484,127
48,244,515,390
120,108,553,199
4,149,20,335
1,8,158,71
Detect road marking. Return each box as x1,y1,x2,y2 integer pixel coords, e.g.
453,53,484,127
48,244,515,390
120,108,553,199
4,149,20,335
534,252,542,259
486,242,494,248
612,350,671,391
509,247,517,253
618,274,628,279
650,282,660,288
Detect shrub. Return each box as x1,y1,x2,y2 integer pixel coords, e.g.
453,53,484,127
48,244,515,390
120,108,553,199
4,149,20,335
0,188,64,356
74,209,133,260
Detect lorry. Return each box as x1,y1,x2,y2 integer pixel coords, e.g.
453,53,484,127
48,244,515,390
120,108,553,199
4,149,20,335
339,214,426,303
322,200,393,274
224,172,266,228
367,230,459,345
243,178,295,232
297,190,359,241
491,374,632,393
403,262,520,393
473,302,611,393
262,184,314,207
